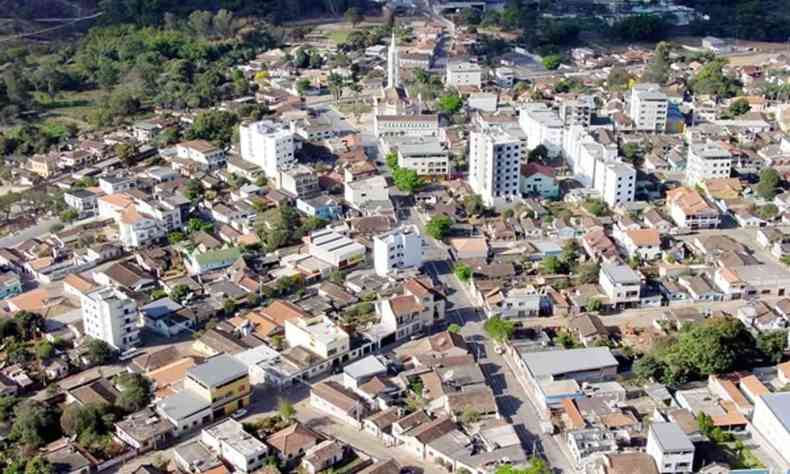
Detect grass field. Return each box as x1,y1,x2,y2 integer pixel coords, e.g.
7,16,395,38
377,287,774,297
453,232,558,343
326,29,351,44
34,89,105,130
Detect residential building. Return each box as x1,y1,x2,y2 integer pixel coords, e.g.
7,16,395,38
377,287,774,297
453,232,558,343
751,391,790,465
373,225,423,276
646,422,695,473
279,165,319,198
520,163,559,199
392,137,450,179
599,263,641,306
201,419,268,473
0,271,23,299
469,126,523,206
306,229,366,269
99,175,136,194
239,120,295,178
344,175,389,211
686,141,732,186
666,187,720,229
118,208,166,249
29,154,59,177
80,286,139,350
64,189,99,217
446,61,482,88
311,380,367,426
374,115,440,139
593,160,636,207
115,408,174,452
184,354,252,418
519,103,564,157
186,247,243,275
176,140,226,171
378,294,432,341
559,95,594,127
619,229,661,260
629,83,668,132
297,195,341,221
285,315,350,360
495,67,514,88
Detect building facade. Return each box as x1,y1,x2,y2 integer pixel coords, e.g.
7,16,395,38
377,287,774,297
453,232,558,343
373,225,423,276
81,286,139,350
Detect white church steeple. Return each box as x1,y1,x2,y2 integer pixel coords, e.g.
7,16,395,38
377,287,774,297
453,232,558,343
387,32,399,89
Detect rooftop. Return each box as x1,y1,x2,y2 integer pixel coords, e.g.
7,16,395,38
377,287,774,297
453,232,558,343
186,354,247,388
520,347,618,379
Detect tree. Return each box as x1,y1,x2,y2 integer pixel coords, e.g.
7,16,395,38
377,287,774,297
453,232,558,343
327,72,345,103
223,298,238,316
757,330,787,364
613,14,667,41
426,215,452,240
11,401,58,449
392,168,423,194
495,458,550,474
527,145,549,163
116,373,153,412
24,458,53,474
448,323,462,334
483,316,514,343
542,54,562,70
437,93,463,115
607,67,633,91
35,341,55,360
296,78,311,96
541,256,565,275
115,143,139,165
757,204,779,221
587,298,602,312
454,263,472,282
756,168,781,200
187,110,239,147
622,143,641,164
171,284,190,303
689,58,740,98
643,42,671,84
464,194,485,217
576,262,600,284
728,97,751,117
60,209,79,223
460,408,481,425
560,239,579,267
583,199,608,217
344,7,364,26
633,353,664,381
278,398,295,420
86,339,115,366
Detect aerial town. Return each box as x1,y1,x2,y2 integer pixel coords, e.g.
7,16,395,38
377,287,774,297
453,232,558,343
1,1,790,474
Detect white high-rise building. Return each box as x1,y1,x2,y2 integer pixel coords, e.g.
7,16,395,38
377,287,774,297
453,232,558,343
81,286,139,350
519,103,564,157
469,127,523,206
686,140,732,186
594,160,636,207
239,120,295,179
387,33,400,89
629,83,669,132
374,225,423,276
559,95,594,127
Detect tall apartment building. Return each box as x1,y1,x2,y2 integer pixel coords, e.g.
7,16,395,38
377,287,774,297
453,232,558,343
519,103,564,157
559,95,594,127
81,286,139,350
686,140,732,186
469,126,523,207
629,83,668,132
373,225,423,276
594,160,636,208
239,120,295,178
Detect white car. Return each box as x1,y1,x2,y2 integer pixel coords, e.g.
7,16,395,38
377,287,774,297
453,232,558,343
231,409,248,419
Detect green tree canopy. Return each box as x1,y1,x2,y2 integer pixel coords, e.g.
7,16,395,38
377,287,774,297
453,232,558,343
85,339,116,366
756,168,781,200
689,58,741,98
392,168,424,194
187,110,239,147
115,373,153,412
454,263,472,282
727,97,751,117
426,215,452,240
483,316,514,343
437,93,463,115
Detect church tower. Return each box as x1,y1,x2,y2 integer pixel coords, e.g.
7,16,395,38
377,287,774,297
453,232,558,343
387,32,399,89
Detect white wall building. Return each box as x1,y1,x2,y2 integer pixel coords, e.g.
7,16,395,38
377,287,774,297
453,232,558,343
594,160,636,207
239,120,295,178
285,316,350,360
306,229,366,269
201,419,268,473
81,286,139,350
686,140,732,186
559,95,594,127
599,263,641,306
279,164,319,198
373,225,423,276
374,115,440,138
176,140,226,171
752,392,790,465
345,175,389,210
446,61,482,88
629,83,669,132
392,137,450,178
519,103,564,157
646,422,695,474
469,126,523,207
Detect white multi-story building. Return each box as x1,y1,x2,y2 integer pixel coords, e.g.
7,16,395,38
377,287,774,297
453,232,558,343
279,164,319,198
285,315,350,359
559,95,594,127
81,286,139,350
201,419,268,473
599,263,641,306
374,115,440,138
239,120,295,178
446,61,482,88
373,225,423,276
752,392,790,465
118,208,166,249
176,140,226,171
629,83,668,132
306,229,366,269
469,126,523,207
519,103,564,157
345,175,389,210
390,137,450,178
646,422,695,474
594,160,636,207
494,68,514,88
685,140,732,186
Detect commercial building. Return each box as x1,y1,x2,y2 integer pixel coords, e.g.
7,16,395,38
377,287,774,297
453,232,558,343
373,225,423,276
306,229,366,269
446,61,482,88
279,164,320,198
629,83,668,132
285,315,350,360
559,95,594,127
666,187,720,230
176,140,226,171
374,115,440,139
184,354,252,418
645,422,694,473
391,137,450,179
685,140,732,186
80,286,139,350
469,126,523,207
239,120,295,178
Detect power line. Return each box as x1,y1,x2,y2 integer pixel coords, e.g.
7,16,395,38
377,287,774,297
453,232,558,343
0,10,103,43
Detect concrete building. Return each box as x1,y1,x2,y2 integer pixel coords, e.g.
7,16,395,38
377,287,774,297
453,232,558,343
345,175,389,211
686,140,732,186
519,103,564,157
176,140,226,171
646,422,694,473
469,126,523,206
666,187,720,229
594,160,636,207
184,354,252,418
306,229,366,269
373,225,423,276
629,83,668,132
560,95,594,127
64,189,98,217
599,263,641,306
752,392,790,464
285,316,350,360
239,120,295,178
393,137,450,179
446,61,482,88
520,163,560,199
201,419,268,473
279,164,319,198
374,115,440,139
81,286,139,350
